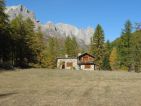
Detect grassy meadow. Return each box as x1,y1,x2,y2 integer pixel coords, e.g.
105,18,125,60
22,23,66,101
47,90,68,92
0,69,141,106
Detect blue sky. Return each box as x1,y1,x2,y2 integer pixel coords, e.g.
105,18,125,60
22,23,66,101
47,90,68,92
6,0,141,41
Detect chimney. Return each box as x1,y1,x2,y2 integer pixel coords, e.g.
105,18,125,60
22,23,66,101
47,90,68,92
78,53,81,56
65,54,68,58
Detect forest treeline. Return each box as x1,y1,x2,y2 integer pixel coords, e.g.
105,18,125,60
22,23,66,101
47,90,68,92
0,0,141,72
0,0,81,69
89,21,141,72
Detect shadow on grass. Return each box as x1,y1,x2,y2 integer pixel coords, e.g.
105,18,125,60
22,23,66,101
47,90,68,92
0,68,15,73
0,92,17,98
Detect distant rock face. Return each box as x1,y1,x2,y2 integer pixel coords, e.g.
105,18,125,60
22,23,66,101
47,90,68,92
43,22,94,44
5,5,35,21
5,5,94,45
5,5,40,28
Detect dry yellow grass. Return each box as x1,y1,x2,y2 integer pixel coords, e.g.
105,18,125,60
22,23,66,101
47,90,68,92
0,69,141,106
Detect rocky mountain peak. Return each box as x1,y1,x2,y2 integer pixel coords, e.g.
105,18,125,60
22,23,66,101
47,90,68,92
5,4,35,21
5,5,94,45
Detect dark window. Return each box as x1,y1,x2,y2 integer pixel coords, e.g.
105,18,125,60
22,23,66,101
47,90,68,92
67,62,73,67
85,65,91,69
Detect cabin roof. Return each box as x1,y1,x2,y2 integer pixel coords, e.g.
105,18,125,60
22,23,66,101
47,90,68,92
57,57,77,59
57,53,95,60
78,53,95,58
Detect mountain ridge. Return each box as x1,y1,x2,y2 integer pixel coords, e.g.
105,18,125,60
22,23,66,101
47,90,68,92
5,4,94,45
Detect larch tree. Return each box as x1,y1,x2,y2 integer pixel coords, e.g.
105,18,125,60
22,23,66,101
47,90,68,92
109,47,118,70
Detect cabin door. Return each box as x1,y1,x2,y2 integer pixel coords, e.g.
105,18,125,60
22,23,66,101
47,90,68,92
62,62,65,69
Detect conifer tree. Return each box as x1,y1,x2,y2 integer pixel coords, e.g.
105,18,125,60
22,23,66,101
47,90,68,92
23,18,39,64
65,36,79,57
46,37,58,68
0,0,8,29
71,36,79,56
102,40,111,70
90,24,105,70
35,27,45,65
65,36,71,56
132,31,141,72
118,20,133,71
0,0,13,68
10,15,25,66
10,16,37,67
